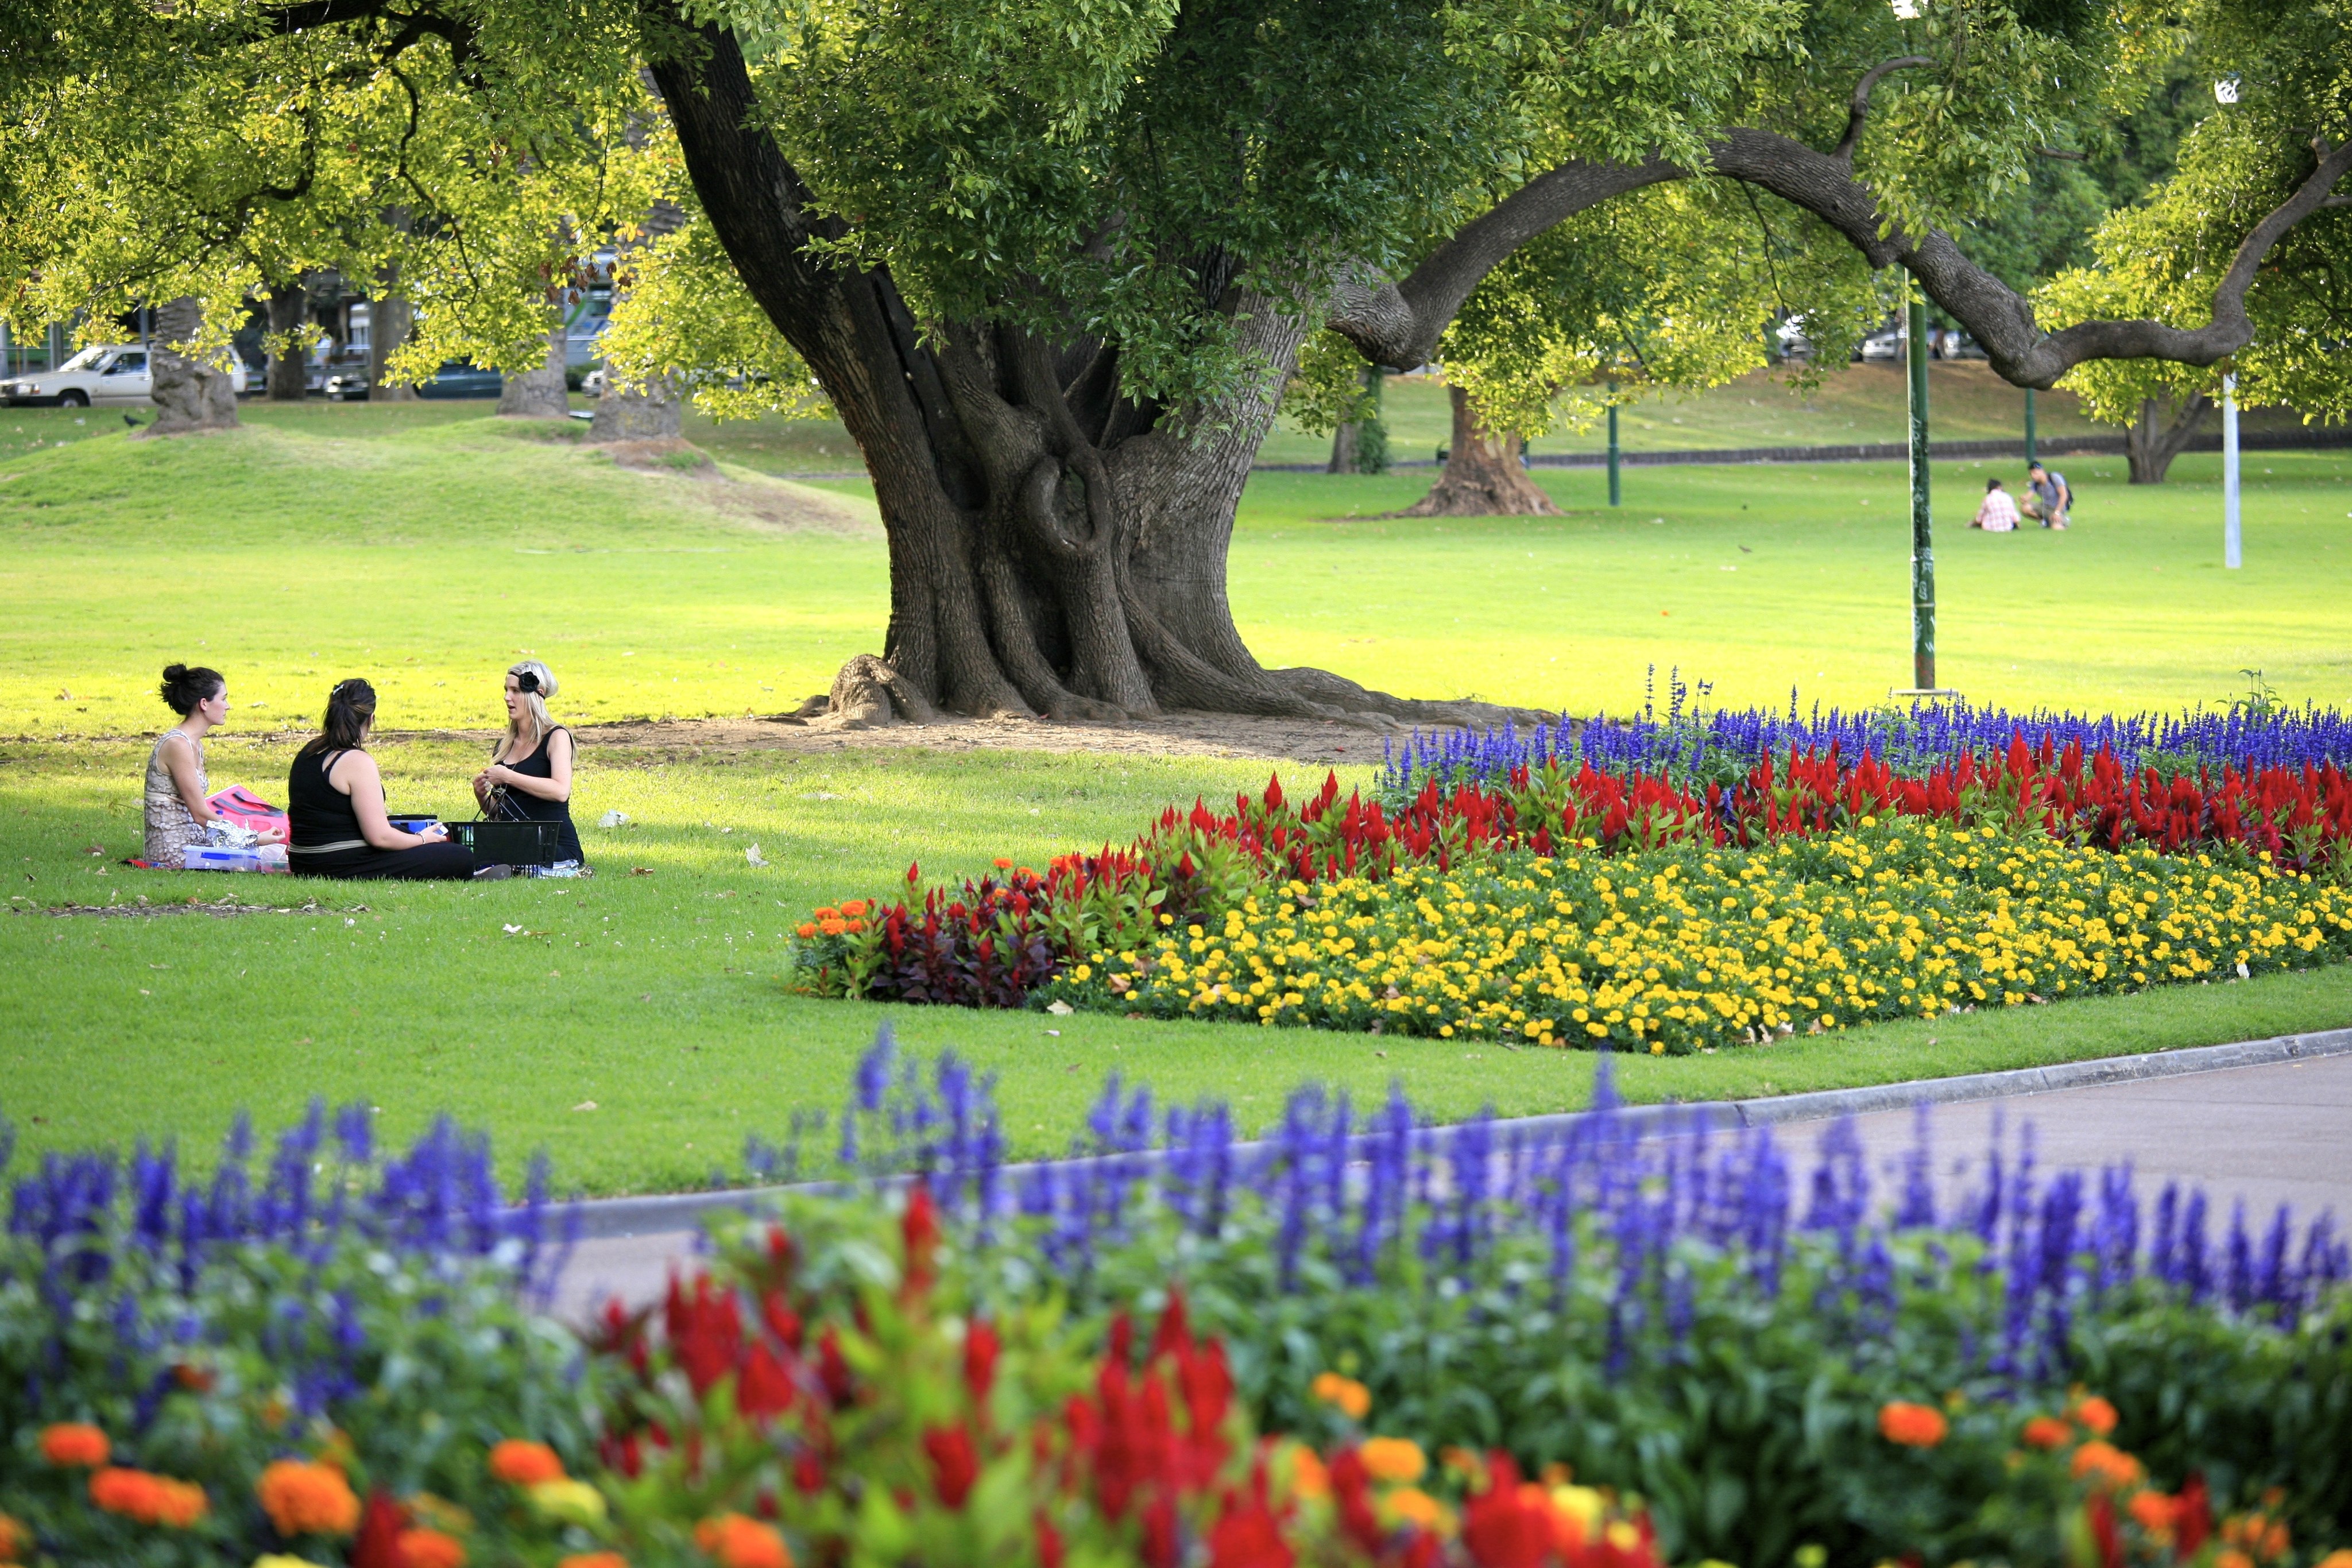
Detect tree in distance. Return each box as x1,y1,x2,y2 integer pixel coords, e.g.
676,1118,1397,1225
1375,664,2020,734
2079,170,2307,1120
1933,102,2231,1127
4,0,2347,721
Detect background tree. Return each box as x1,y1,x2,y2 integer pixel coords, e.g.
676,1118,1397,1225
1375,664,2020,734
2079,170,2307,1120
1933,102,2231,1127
4,0,2345,722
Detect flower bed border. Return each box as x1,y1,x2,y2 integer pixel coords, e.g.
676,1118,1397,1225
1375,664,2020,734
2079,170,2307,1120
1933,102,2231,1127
551,1023,2352,1241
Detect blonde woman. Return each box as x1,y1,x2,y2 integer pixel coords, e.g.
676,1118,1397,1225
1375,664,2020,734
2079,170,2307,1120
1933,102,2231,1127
474,660,582,866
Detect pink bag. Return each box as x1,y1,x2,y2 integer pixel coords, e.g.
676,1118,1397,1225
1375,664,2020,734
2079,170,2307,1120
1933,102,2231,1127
206,785,289,843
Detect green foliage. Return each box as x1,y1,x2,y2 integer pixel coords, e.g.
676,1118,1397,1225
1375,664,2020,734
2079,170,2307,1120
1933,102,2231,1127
598,211,831,421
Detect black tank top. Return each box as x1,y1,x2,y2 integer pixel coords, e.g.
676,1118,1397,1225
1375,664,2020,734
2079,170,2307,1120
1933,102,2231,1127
497,727,583,862
288,749,368,851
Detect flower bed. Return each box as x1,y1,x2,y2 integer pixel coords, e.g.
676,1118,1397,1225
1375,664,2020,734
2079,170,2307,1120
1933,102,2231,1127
9,1041,2352,1567
790,704,2352,1041
1030,824,2352,1048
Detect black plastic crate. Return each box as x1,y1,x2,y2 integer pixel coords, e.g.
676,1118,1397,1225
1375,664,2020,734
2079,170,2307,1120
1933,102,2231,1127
446,819,564,867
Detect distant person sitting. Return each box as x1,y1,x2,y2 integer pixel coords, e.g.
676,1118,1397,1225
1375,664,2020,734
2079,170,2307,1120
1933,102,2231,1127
145,662,285,869
2022,461,2072,529
473,660,583,870
287,679,500,880
1971,477,2020,532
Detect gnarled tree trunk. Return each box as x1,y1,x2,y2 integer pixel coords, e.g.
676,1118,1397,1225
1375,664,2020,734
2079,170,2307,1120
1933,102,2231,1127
648,23,1517,729
497,321,570,417
2124,392,2211,484
1401,384,1562,517
142,296,240,436
265,280,310,401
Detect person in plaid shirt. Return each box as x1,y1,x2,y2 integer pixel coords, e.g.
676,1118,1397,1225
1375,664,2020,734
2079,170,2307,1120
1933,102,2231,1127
1971,477,2020,532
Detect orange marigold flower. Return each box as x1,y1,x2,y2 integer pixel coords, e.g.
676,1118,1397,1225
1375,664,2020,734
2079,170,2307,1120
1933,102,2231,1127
487,1440,566,1486
559,1556,631,1568
841,900,868,917
1310,1372,1371,1421
2258,1522,2291,1561
796,923,817,939
2129,1492,2177,1534
1359,1438,1428,1484
2069,1395,2119,1436
845,919,865,934
2311,1552,2352,1568
819,919,847,936
91,1468,208,1527
2022,1416,2073,1450
397,1526,469,1568
257,1458,361,1536
0,1509,28,1563
1382,1488,1445,1530
1285,1446,1329,1501
2218,1551,2254,1568
992,859,1013,870
1877,1401,1948,1448
695,1513,792,1568
2068,1441,2141,1489
40,1423,110,1467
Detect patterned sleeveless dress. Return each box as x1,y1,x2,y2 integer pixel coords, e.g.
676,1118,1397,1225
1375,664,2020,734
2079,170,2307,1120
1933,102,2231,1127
144,730,205,869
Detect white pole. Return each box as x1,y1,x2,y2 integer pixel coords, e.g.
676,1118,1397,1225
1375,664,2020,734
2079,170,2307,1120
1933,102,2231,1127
2223,373,2241,570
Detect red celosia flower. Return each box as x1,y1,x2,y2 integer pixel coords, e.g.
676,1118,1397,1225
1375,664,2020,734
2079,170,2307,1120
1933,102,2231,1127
1209,1487,1294,1568
397,1527,467,1568
902,1185,941,1294
1877,1402,1949,1448
1328,1447,1384,1552
2087,1494,2124,1568
2177,1476,2214,1556
350,1488,412,1568
257,1458,360,1536
739,1341,797,1423
965,1319,1001,1407
665,1272,745,1398
488,1439,565,1486
1461,1455,1551,1568
1141,1495,1181,1568
39,1423,109,1468
1036,1513,1065,1568
817,1326,854,1404
763,1291,804,1352
924,1424,979,1509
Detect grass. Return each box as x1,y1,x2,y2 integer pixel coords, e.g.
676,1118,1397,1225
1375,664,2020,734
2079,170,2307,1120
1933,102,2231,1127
10,737,2352,1195
3,400,2349,1193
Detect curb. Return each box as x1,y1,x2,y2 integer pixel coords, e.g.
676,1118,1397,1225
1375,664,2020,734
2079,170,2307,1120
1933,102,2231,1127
559,1025,2352,1241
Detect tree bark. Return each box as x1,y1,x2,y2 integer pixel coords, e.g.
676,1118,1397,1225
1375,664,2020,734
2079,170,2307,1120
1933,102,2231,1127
266,280,310,401
2124,393,2211,484
1399,385,1562,517
497,321,569,416
369,281,417,401
1326,420,1359,474
643,14,1521,729
590,199,685,443
144,296,240,436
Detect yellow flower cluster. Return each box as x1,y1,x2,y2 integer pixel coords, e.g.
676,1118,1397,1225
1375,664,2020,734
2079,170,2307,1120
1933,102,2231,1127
1041,825,2352,1052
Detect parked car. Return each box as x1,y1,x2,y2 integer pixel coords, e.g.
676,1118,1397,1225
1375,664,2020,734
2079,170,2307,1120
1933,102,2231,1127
1937,331,1989,361
1858,327,1904,362
0,343,247,406
323,367,372,400
417,361,503,399
1772,316,1815,359
582,366,606,397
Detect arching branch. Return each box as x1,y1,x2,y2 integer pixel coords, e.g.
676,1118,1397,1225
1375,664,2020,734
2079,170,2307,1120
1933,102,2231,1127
1830,56,1933,161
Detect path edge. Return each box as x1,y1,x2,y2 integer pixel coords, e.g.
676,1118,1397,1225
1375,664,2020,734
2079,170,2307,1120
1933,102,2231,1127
562,1024,2352,1240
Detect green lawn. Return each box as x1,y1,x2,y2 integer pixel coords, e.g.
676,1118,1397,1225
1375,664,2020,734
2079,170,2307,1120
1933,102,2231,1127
3,402,2350,1193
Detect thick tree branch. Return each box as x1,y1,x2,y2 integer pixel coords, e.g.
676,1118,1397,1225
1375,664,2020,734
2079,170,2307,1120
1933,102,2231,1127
1831,56,1933,161
1328,157,1681,369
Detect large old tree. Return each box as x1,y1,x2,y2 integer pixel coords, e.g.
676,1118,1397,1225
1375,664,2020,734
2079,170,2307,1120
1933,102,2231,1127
5,0,2347,721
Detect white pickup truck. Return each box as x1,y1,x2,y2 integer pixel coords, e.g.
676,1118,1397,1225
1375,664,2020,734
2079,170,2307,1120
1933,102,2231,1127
0,343,249,407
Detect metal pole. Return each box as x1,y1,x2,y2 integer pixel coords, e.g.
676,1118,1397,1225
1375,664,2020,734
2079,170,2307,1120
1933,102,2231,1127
1606,384,1622,507
2024,387,2036,467
1906,299,1935,691
2223,373,2241,569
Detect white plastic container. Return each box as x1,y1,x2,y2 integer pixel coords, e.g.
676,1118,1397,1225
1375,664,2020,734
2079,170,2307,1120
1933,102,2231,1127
182,843,289,873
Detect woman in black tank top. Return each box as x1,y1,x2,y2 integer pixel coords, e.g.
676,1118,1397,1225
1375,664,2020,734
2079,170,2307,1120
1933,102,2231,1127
287,679,488,881
474,660,583,866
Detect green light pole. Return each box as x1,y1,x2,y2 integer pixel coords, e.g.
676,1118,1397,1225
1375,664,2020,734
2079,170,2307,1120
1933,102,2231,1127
1901,297,1951,695
2024,386,2036,467
1606,382,1622,507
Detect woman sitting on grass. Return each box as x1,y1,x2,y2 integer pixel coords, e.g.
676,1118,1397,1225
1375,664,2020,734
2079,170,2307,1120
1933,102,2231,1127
145,662,285,869
288,678,502,881
1971,476,2020,532
474,660,583,872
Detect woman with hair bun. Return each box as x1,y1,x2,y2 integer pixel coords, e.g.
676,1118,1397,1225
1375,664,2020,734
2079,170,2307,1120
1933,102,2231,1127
145,662,282,869
287,677,498,880
474,659,583,869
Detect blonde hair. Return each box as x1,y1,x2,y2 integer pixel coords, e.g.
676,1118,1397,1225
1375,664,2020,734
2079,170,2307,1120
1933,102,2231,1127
502,660,559,753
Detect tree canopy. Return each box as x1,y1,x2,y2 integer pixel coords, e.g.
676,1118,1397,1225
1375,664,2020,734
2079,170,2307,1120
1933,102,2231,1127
4,0,2346,718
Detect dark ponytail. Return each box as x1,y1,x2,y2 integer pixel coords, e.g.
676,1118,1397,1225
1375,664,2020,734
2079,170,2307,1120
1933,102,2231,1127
159,663,225,717
298,677,377,757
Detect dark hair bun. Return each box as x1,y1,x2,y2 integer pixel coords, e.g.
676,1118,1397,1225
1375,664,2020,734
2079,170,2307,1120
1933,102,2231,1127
159,662,225,716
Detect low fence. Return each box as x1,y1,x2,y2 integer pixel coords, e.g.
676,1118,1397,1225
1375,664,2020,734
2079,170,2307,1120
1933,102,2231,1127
1256,425,2352,473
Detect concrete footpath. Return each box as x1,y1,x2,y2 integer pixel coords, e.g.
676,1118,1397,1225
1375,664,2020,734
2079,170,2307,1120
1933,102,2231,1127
549,1050,2352,1322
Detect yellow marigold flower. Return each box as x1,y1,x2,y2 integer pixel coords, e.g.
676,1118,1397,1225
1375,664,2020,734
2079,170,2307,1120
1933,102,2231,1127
1310,1372,1371,1420
1359,1437,1426,1482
